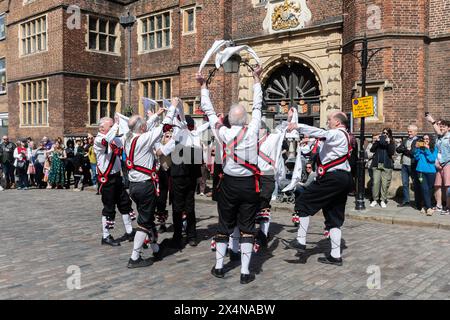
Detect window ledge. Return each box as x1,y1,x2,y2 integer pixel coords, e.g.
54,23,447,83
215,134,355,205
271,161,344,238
20,49,48,58
139,47,172,55
85,48,121,57
182,30,197,36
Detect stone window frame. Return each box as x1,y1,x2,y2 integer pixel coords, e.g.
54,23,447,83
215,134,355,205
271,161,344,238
139,78,172,115
138,11,172,54
86,15,120,56
88,80,121,126
19,14,48,57
183,99,196,115
19,78,49,128
0,57,6,94
353,80,392,123
181,5,197,36
253,0,269,8
0,13,6,40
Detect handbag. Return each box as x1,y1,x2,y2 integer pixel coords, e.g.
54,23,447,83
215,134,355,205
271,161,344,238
27,163,36,175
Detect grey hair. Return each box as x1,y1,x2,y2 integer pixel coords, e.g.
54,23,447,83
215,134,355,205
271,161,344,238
228,104,248,127
408,124,418,132
126,115,146,145
99,117,113,127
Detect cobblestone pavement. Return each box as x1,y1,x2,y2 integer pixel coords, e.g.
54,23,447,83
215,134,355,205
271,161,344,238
0,189,449,300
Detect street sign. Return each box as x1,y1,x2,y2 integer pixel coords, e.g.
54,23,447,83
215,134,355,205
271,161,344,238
352,96,374,118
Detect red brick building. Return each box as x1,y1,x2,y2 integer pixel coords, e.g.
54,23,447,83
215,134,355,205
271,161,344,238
0,0,448,141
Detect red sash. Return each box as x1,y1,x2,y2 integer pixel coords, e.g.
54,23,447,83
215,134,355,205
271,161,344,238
316,129,352,177
97,139,120,185
126,136,160,196
222,127,261,192
258,134,276,168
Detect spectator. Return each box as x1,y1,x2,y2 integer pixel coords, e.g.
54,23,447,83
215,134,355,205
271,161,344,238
65,139,76,189
73,139,85,191
396,125,420,208
33,141,47,189
370,128,396,208
294,162,317,196
87,134,97,188
42,136,53,151
48,141,66,189
14,140,29,190
0,135,16,189
26,139,36,187
365,135,376,201
426,115,450,215
414,135,438,216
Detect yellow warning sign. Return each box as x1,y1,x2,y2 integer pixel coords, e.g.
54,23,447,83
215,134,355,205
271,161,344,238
352,96,374,118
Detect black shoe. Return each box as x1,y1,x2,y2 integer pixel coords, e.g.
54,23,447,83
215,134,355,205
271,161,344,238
317,255,343,266
170,238,184,250
282,239,306,252
188,239,198,247
229,250,241,262
159,224,167,233
101,235,121,247
240,273,255,284
153,249,163,261
127,256,154,269
211,266,225,278
116,230,136,243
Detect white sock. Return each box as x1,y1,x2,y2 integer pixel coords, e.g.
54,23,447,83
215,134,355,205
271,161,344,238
131,231,147,261
260,219,271,237
122,214,133,234
215,242,227,270
229,227,240,253
101,216,110,239
330,228,342,259
240,242,253,275
296,216,309,245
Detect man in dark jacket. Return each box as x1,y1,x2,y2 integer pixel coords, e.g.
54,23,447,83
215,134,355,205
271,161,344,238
396,125,421,208
0,136,16,189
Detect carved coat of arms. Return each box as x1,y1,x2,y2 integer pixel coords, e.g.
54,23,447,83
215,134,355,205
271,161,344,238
263,0,312,34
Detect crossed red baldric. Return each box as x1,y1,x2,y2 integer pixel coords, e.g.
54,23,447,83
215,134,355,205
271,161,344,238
316,129,352,177
126,136,160,196
258,133,276,169
97,139,121,185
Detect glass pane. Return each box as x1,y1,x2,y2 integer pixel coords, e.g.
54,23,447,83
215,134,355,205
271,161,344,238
143,83,148,98
43,101,47,125
157,15,162,30
149,17,154,31
157,31,162,48
89,32,97,50
27,103,32,125
32,83,36,100
109,22,116,35
37,34,42,51
110,84,116,101
99,34,107,51
165,13,170,28
164,30,170,47
90,81,98,100
99,19,107,33
100,102,108,118
31,36,36,53
100,83,107,100
143,35,148,51
27,23,31,36
157,80,163,100
42,33,47,50
188,11,194,31
27,84,31,100
43,81,47,99
89,17,97,31
27,38,31,54
108,36,116,52
42,18,46,31
109,103,117,118
150,82,156,99
0,58,4,69
32,21,36,35
38,102,42,125
33,103,37,124
142,20,147,33
37,82,41,99
22,104,26,124
90,102,97,125
165,80,171,98
149,34,155,49
37,19,41,33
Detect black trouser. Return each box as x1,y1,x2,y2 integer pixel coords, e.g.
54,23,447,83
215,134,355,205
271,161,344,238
156,169,170,213
129,180,157,231
295,170,352,229
259,175,275,210
35,162,45,188
100,173,133,220
65,160,75,188
172,175,197,241
3,162,15,186
217,174,259,236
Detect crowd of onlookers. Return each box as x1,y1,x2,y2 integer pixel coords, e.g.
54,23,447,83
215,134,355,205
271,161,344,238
1,113,449,218
0,135,98,192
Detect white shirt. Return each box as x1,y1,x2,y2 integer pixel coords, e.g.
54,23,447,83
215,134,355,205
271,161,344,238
258,121,288,176
124,105,177,182
296,124,351,173
94,124,123,176
201,83,263,177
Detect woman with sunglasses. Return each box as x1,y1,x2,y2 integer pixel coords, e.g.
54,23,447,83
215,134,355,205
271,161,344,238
369,128,396,208
414,134,438,215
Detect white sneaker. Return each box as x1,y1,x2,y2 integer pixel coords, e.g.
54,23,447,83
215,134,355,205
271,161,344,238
370,201,378,208
0,186,4,191
380,201,387,208
440,208,450,215
200,193,205,197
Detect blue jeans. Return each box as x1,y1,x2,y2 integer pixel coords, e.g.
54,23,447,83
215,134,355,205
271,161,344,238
401,164,422,207
419,172,436,210
90,163,97,186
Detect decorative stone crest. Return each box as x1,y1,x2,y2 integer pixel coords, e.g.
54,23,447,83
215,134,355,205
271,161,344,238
263,0,312,34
